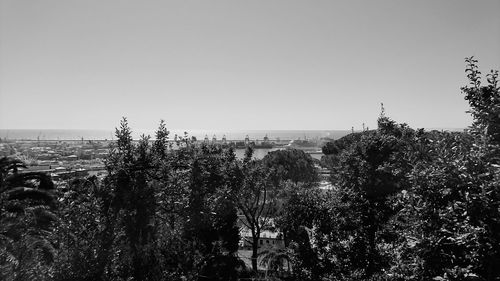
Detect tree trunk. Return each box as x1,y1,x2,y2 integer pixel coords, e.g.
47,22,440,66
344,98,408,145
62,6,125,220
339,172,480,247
252,236,259,272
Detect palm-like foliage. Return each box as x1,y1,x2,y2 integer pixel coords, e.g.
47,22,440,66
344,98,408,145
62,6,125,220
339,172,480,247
0,156,57,281
0,157,26,185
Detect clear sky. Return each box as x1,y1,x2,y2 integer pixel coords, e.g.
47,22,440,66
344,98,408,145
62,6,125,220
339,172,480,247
1,0,499,131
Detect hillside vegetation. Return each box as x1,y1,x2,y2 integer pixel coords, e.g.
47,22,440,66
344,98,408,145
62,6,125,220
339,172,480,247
1,57,499,281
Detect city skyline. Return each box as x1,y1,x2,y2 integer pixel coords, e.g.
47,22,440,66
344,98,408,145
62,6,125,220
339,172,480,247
1,0,499,131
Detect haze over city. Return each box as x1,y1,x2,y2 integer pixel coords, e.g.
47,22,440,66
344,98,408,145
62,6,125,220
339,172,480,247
1,0,499,131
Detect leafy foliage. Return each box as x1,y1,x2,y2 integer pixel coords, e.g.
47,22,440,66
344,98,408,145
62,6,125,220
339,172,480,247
3,58,499,281
52,119,244,281
279,58,500,281
262,149,319,186
0,157,58,281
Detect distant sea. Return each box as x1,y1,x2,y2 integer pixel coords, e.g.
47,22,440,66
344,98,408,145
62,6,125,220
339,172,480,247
0,129,352,141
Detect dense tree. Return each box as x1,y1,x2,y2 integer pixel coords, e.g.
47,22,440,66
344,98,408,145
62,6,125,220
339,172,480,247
51,119,245,281
280,116,414,280
102,118,160,280
383,58,500,281
178,143,243,281
262,149,319,186
52,176,113,281
385,130,500,280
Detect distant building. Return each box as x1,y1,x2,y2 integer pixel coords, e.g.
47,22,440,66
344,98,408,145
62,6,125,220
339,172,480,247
239,227,284,250
66,155,78,161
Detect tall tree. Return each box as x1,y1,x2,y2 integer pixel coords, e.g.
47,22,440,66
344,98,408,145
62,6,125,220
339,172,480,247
180,143,242,280
237,147,277,272
462,56,500,146
104,118,160,280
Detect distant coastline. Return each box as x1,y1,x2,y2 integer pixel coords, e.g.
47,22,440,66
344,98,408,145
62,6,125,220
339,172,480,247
0,129,353,141
0,127,466,141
